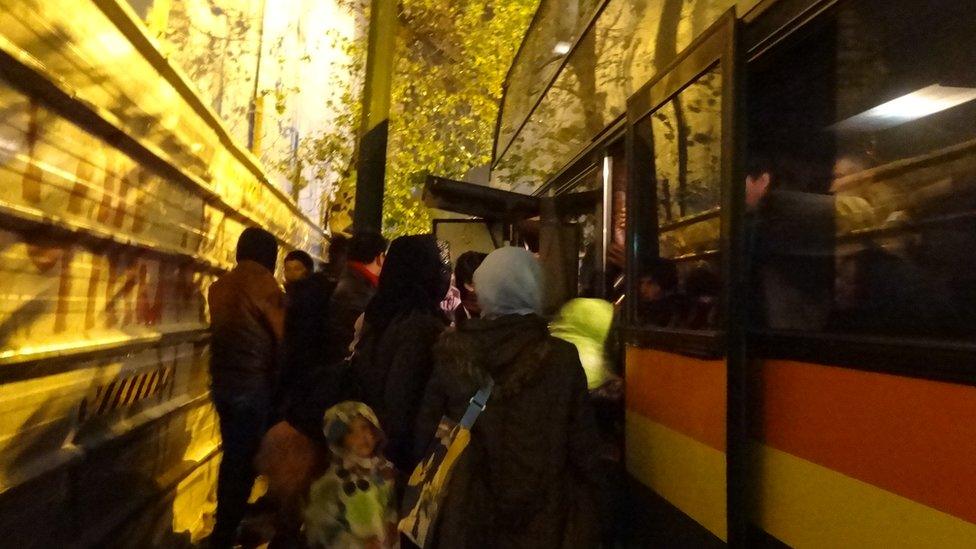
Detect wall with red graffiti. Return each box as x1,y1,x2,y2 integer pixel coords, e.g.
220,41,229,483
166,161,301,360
0,1,327,545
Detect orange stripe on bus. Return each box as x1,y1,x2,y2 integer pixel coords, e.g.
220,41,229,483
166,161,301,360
758,359,976,525
625,347,726,452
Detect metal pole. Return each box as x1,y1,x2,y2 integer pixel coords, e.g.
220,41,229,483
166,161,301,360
353,0,397,233
247,0,268,154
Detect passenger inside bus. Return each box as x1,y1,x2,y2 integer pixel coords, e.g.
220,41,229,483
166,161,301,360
746,0,976,339
635,259,681,328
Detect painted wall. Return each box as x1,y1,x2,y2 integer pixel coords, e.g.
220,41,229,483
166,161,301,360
139,0,366,224
0,0,323,544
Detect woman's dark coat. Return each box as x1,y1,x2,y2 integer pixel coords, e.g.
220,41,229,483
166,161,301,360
353,309,446,473
352,234,451,475
414,314,604,549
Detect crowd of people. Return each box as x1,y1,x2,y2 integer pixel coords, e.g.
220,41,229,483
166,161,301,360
206,228,617,549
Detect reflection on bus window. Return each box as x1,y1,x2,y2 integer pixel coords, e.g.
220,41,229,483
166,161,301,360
635,66,723,331
747,0,976,339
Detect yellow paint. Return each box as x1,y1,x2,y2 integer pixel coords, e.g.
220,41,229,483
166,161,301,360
626,411,727,540
171,454,219,542
753,443,976,548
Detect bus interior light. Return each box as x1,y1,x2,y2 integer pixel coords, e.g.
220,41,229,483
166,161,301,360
553,41,572,56
831,84,976,132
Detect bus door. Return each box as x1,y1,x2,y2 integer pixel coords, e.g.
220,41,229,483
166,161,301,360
432,218,502,265
623,9,747,545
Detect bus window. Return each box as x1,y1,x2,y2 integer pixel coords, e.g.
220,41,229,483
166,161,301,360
635,67,723,330
747,0,976,339
607,141,627,304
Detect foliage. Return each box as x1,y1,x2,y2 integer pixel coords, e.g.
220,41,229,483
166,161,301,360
290,0,536,237
382,0,539,236
158,0,260,136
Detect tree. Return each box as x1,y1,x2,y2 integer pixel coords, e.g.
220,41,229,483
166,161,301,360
251,0,538,237
381,0,539,236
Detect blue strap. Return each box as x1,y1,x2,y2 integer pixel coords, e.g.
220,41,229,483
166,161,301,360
458,379,494,429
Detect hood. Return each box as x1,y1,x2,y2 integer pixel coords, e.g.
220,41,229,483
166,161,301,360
438,314,550,398
322,401,385,456
550,298,614,345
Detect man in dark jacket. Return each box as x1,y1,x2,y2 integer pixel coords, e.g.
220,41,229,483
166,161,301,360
282,249,314,285
453,250,488,325
323,231,387,366
279,250,332,417
207,227,284,549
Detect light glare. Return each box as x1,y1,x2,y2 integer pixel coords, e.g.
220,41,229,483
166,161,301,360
833,84,976,131
553,41,572,56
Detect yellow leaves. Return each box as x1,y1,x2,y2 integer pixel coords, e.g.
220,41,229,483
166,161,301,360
382,0,539,236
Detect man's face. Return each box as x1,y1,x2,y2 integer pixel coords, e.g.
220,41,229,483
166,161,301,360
283,260,309,284
462,281,481,315
745,172,771,210
830,156,869,193
639,277,662,301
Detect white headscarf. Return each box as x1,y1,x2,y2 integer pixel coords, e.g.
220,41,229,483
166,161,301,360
473,246,543,318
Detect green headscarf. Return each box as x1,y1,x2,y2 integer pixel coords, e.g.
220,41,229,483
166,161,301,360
550,298,616,390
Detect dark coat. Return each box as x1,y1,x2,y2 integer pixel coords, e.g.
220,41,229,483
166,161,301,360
280,273,334,397
207,260,285,397
353,310,447,474
414,314,603,549
323,266,377,367
279,273,336,437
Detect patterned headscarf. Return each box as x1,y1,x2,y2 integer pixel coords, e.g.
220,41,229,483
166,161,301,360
322,401,385,455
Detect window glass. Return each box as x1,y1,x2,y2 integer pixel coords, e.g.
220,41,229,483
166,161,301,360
492,0,742,194
636,67,723,330
747,0,976,339
497,0,604,156
607,142,628,303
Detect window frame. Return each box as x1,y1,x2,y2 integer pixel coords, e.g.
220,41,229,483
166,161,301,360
741,0,976,384
623,9,742,359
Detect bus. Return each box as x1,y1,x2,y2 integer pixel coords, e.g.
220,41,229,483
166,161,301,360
432,0,976,545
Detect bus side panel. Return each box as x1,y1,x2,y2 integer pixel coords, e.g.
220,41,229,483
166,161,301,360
625,347,727,542
752,359,976,547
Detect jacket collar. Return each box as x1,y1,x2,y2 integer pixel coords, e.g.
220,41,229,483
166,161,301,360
347,261,380,288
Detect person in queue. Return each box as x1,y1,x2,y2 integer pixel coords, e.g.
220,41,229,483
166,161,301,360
304,401,399,548
453,250,488,325
353,234,450,477
254,247,336,548
324,231,388,368
207,227,285,549
279,249,329,412
283,250,314,285
321,233,350,288
414,247,604,548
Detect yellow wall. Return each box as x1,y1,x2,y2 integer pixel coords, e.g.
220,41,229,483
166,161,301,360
0,0,324,544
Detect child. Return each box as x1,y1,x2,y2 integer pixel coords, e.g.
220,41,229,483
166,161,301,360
304,401,399,548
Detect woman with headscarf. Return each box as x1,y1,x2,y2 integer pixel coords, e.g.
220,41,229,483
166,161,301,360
414,247,604,549
352,234,451,476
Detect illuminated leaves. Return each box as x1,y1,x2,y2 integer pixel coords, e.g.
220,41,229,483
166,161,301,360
382,0,539,236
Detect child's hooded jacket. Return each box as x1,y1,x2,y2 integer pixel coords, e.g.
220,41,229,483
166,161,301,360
304,401,399,548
